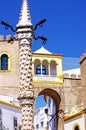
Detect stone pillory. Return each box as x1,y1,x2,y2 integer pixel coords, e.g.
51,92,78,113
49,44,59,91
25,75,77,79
16,0,34,130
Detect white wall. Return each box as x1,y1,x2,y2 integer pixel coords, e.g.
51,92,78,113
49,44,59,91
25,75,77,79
64,115,85,130
0,103,21,130
34,106,47,130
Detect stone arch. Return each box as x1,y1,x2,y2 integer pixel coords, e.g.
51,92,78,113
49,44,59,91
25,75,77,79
38,88,61,110
35,88,61,130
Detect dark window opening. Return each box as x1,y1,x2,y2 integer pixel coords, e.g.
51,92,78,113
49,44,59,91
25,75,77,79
36,124,39,129
36,65,46,75
41,121,44,127
13,116,18,130
75,125,80,130
1,54,8,70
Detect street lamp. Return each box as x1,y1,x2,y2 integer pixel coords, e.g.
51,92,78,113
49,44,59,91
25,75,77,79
45,108,64,130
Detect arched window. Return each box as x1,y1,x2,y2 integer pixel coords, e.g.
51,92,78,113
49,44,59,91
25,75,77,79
36,65,46,75
74,126,80,130
1,54,8,70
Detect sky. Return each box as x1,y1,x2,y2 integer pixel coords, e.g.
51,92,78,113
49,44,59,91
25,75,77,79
0,0,86,58
0,0,86,108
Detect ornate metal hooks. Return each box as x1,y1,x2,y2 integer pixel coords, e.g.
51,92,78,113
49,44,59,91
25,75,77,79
33,18,46,31
0,18,47,44
0,21,16,32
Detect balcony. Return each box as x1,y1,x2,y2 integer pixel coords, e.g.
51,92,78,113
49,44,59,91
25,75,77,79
33,75,63,83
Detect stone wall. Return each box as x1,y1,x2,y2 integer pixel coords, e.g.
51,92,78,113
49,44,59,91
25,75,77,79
0,35,19,96
80,53,86,108
63,73,81,112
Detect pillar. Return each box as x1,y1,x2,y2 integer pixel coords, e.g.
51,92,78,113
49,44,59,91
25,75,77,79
16,0,35,130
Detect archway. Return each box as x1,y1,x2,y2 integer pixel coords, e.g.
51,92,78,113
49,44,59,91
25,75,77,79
39,88,61,111
34,88,61,130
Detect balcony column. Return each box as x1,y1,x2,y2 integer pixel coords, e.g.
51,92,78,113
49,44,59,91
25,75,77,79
40,62,42,75
48,61,50,75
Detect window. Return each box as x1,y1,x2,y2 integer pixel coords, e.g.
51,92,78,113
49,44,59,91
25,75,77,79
40,121,44,127
36,124,39,129
13,117,18,130
74,126,80,130
1,54,8,70
0,52,11,72
36,65,46,75
73,124,80,130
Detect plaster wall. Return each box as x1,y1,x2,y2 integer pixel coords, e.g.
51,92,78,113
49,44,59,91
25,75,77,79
64,115,85,130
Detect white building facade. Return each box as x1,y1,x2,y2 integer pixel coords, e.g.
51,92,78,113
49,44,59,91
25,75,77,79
0,95,21,130
34,106,48,130
64,106,85,130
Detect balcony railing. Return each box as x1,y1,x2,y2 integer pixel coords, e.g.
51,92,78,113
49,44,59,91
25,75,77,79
33,75,63,83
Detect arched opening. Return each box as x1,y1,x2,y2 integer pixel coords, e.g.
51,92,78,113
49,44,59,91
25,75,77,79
36,65,46,75
1,54,8,70
34,59,49,75
34,89,61,130
42,60,48,75
34,60,40,74
50,61,57,75
74,125,80,130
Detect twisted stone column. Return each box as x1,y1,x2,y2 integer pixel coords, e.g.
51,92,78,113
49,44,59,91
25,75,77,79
19,44,33,90
18,43,34,130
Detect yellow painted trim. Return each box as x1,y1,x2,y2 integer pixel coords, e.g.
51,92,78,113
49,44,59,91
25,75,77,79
0,70,11,72
32,52,62,57
48,61,51,64
58,74,63,79
0,50,12,72
33,80,63,84
32,54,62,62
32,58,41,63
50,59,57,64
33,58,51,63
41,59,50,63
64,110,83,121
33,57,59,64
0,100,21,109
57,58,63,78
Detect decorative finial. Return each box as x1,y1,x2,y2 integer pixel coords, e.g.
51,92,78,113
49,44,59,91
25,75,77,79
0,0,47,44
16,0,32,27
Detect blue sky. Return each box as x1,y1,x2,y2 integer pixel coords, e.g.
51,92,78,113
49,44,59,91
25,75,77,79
0,0,86,58
0,0,86,108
